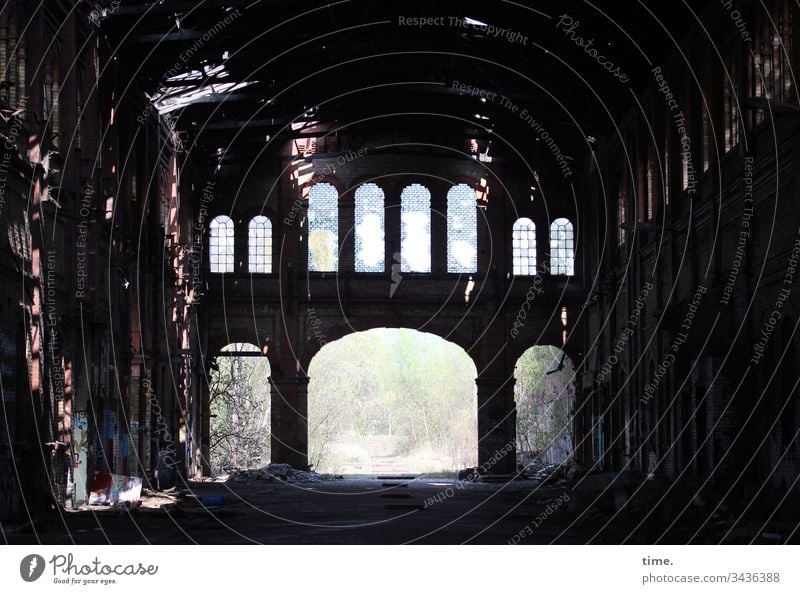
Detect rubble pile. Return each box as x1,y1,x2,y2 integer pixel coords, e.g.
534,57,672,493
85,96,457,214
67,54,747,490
521,460,587,486
457,467,481,482
226,463,335,485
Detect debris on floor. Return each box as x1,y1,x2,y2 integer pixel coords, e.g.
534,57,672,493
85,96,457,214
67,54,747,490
226,463,338,485
457,467,481,482
88,472,143,506
523,460,587,486
138,488,181,510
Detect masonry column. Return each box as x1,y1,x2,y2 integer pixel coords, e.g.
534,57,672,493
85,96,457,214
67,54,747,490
270,375,309,469
476,375,517,475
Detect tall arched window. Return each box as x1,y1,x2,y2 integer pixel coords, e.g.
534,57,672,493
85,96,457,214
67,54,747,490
550,218,575,276
354,183,385,272
210,215,235,273
753,0,793,125
44,54,60,145
447,184,477,273
780,318,796,447
401,183,431,273
618,186,627,246
723,62,739,153
512,217,537,276
248,216,272,273
1,14,26,108
307,182,338,272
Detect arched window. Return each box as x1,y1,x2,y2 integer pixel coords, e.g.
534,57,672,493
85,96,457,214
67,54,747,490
44,54,60,145
646,159,654,220
780,318,796,446
0,14,26,108
248,216,272,273
753,0,793,125
617,187,627,246
723,62,739,153
307,183,338,272
209,215,234,273
447,184,477,273
512,217,536,276
401,183,431,273
354,183,385,272
550,218,575,276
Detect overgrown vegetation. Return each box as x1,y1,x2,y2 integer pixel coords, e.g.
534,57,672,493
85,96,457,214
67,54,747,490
209,344,271,475
208,338,574,478
308,329,478,475
514,346,575,465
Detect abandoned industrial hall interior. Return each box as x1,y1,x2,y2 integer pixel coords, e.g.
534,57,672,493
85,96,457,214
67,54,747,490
0,0,799,547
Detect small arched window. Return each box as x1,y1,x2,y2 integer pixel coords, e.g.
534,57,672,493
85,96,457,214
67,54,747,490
550,218,575,276
512,217,536,276
401,184,431,273
354,183,385,272
0,14,26,108
447,184,477,273
780,318,796,446
307,183,338,272
209,215,234,273
248,216,272,273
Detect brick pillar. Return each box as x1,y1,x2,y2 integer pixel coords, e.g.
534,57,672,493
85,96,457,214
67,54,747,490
476,376,517,475
270,375,309,469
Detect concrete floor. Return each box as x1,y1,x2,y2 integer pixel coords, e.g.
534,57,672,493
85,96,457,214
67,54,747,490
2,478,793,545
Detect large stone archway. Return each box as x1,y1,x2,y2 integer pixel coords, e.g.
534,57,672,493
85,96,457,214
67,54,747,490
306,327,479,475
191,153,587,476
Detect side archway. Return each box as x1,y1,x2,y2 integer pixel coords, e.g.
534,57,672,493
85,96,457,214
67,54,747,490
514,345,575,469
208,343,272,475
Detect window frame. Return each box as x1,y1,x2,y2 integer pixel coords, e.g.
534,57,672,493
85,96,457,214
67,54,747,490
400,183,432,274
512,217,537,276
307,182,340,273
247,215,273,274
446,183,478,274
209,215,235,274
354,183,386,273
549,217,575,277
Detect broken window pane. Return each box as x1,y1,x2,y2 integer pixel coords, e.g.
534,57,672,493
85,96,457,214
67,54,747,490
618,189,627,246
701,108,711,172
307,183,338,272
447,184,477,273
724,63,740,152
550,218,575,276
248,216,272,273
401,184,431,273
512,217,536,276
210,215,234,273
753,1,793,124
355,183,385,272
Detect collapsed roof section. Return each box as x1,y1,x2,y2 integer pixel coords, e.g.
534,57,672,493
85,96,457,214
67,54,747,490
99,0,712,171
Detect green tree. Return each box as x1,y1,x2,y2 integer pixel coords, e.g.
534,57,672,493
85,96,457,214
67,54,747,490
209,344,271,475
308,329,478,474
514,346,575,461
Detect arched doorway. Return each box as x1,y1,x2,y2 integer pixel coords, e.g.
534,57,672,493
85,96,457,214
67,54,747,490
209,343,271,475
307,328,477,476
514,345,575,468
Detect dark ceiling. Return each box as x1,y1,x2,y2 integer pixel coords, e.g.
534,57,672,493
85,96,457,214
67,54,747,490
101,0,713,169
